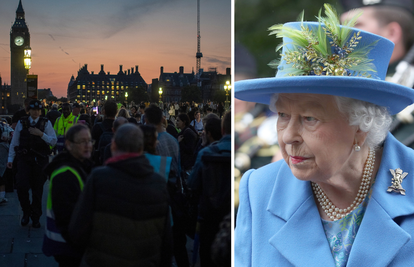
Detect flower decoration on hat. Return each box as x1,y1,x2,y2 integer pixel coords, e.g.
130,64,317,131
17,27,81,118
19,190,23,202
268,4,378,78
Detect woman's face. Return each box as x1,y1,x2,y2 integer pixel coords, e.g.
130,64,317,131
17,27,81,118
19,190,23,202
195,112,200,120
276,93,357,182
67,129,93,161
176,117,185,130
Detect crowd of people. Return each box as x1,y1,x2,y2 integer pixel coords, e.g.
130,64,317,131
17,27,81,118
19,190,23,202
0,98,231,267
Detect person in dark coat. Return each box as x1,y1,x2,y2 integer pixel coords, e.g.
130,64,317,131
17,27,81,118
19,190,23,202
46,103,62,127
176,113,198,172
42,124,93,267
91,100,117,165
69,124,172,267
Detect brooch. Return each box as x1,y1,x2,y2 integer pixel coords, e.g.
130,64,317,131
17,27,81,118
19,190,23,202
387,168,408,195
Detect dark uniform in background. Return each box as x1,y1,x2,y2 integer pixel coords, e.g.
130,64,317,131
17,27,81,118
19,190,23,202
340,0,414,147
7,100,57,228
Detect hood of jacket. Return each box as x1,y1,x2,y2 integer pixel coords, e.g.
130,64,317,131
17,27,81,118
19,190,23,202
106,154,154,178
44,151,93,179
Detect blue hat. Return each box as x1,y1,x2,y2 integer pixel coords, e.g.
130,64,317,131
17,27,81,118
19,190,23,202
235,6,414,115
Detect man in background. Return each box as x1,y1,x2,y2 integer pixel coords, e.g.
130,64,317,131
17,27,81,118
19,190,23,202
69,124,172,266
340,0,414,75
340,0,414,147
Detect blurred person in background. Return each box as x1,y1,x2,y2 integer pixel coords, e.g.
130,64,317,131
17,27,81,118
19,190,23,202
340,0,414,148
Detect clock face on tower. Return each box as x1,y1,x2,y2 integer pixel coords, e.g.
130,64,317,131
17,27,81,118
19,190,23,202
14,36,24,46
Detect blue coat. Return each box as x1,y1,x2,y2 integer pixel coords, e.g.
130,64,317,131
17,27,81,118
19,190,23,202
235,132,414,266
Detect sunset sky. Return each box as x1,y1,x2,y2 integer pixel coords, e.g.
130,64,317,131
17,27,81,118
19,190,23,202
0,0,231,98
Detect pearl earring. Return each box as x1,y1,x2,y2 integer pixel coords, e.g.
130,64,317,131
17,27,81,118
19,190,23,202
354,143,361,152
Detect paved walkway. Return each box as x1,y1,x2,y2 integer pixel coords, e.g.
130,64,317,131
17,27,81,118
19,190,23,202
0,181,57,267
0,181,200,267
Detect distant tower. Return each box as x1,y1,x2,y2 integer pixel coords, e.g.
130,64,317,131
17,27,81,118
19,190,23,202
196,0,203,76
10,0,30,106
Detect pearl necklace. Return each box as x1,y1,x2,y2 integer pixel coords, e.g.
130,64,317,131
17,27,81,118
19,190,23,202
312,149,375,221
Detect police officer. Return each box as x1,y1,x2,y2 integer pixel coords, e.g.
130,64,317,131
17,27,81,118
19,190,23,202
7,99,57,228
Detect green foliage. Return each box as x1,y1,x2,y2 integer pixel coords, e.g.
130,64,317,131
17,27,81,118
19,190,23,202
126,86,149,104
213,89,228,103
181,85,202,103
236,0,341,78
267,3,377,78
46,96,58,102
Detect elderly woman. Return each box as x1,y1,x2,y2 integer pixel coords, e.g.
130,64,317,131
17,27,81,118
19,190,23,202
235,5,414,267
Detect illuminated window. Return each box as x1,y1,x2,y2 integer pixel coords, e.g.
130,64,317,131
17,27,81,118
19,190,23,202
111,86,114,90
116,86,119,90
77,85,80,89
121,86,123,90
7,93,10,97
116,92,119,95
101,91,105,94
87,90,90,93
107,91,109,94
77,95,80,98
97,91,100,95
111,91,114,95
82,85,85,89
92,82,95,85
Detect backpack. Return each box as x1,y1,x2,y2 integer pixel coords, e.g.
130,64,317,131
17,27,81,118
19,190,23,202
199,145,231,220
97,123,113,164
0,121,13,142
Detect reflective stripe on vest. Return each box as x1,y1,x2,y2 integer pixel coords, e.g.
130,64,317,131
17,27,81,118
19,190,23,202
46,166,84,243
45,227,66,243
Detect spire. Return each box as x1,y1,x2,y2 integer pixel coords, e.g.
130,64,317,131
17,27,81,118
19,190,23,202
16,0,24,14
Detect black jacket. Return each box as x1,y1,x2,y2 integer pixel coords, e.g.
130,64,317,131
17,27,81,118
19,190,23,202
178,126,198,171
43,152,92,250
46,109,62,127
69,155,172,267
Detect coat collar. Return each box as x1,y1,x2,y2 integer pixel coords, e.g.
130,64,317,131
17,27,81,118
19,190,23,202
267,132,413,266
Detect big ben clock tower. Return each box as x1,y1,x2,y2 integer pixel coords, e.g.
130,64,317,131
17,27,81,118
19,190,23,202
10,0,30,106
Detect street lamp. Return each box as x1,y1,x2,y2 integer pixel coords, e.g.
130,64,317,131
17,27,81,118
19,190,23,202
125,92,128,108
24,46,31,72
158,87,163,107
224,80,231,110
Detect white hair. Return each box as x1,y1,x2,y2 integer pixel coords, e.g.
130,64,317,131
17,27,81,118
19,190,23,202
269,94,392,149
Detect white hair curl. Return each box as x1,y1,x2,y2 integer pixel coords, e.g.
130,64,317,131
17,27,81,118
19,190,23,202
269,93,392,149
